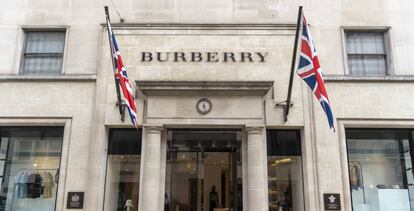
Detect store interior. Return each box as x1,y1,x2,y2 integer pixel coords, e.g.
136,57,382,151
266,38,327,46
347,132,414,211
267,156,304,211
0,128,63,211
165,130,242,211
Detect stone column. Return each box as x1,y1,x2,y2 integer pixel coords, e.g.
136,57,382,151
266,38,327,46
246,126,267,211
139,125,163,211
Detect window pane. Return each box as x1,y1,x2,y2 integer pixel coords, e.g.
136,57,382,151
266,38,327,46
346,31,389,76
105,129,142,211
47,140,63,155
267,131,301,156
0,127,64,211
104,155,141,211
348,55,386,76
0,138,9,160
347,129,414,211
22,31,65,75
0,161,5,176
25,32,65,54
346,32,385,54
23,57,63,75
108,129,142,155
266,130,304,211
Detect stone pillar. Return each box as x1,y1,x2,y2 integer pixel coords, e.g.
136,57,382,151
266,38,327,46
246,126,267,211
139,125,163,211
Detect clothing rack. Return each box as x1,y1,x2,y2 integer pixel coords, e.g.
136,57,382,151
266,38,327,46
11,167,58,210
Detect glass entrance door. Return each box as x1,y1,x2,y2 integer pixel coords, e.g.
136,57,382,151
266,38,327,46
165,130,242,211
169,151,203,211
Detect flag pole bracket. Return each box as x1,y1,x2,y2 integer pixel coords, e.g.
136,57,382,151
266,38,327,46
116,100,127,122
276,101,293,122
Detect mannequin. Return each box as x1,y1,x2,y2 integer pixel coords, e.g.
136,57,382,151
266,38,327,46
209,185,218,211
124,199,133,211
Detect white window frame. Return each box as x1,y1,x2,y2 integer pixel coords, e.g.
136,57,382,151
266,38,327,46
18,26,69,75
341,27,394,76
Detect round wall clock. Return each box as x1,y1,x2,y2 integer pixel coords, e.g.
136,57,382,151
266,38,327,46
196,98,212,115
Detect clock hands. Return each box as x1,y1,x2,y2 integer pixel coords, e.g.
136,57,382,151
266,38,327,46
197,98,211,114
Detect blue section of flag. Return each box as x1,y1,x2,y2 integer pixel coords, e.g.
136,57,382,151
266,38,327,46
296,15,335,130
107,17,139,128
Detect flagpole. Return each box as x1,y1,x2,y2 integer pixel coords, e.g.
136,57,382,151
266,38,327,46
105,6,125,121
281,6,303,122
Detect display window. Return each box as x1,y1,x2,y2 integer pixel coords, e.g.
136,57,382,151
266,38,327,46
104,129,142,211
0,127,64,211
346,129,414,211
266,130,304,211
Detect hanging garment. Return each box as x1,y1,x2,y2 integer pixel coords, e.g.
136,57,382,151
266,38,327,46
27,173,43,198
349,162,359,189
41,172,54,198
33,173,43,198
23,172,29,197
15,172,28,199
349,161,363,190
26,173,35,198
54,170,59,184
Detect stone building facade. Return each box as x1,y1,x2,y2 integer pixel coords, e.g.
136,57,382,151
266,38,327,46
0,0,414,211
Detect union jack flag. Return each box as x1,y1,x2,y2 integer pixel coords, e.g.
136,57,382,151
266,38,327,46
107,20,139,128
297,15,334,130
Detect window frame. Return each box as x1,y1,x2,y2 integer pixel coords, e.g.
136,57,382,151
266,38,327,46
19,27,69,75
341,26,394,76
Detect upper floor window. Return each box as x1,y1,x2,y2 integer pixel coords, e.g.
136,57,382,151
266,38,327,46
20,30,66,75
345,30,390,76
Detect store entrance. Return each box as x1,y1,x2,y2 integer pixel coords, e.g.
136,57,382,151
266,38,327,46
165,130,242,211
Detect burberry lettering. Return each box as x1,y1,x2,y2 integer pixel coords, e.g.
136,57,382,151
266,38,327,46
141,52,269,63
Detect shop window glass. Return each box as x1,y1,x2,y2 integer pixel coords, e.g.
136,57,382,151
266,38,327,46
346,129,414,211
104,129,142,211
0,127,64,211
267,130,304,211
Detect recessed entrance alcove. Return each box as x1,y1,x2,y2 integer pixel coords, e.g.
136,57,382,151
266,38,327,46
135,80,273,211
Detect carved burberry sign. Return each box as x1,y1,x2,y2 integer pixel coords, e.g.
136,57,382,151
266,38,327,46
141,52,269,63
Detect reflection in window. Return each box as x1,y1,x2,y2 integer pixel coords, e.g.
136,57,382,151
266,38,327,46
267,130,304,211
0,127,64,211
347,129,414,211
104,129,142,211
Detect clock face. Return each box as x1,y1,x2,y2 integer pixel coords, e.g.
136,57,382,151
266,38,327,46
196,98,212,114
